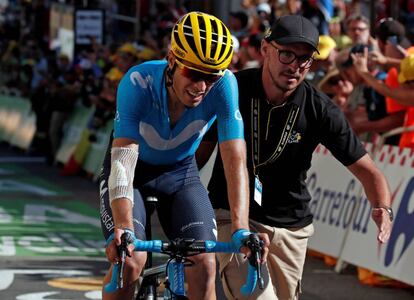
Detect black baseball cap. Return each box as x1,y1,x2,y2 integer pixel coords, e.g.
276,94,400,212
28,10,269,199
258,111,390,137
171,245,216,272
264,15,320,53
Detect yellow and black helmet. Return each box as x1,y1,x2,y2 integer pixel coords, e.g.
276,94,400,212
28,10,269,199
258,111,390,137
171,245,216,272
171,11,234,74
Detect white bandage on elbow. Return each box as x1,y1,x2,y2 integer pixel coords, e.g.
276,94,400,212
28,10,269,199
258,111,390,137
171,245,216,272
108,146,138,207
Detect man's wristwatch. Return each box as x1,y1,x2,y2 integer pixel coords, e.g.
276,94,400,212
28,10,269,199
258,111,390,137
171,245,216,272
375,206,394,222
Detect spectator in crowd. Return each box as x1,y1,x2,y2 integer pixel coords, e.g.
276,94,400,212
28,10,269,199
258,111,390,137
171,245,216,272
198,15,392,300
229,35,242,72
352,52,414,148
55,54,72,84
229,11,250,39
32,0,49,50
136,29,159,62
0,40,20,89
352,52,414,104
30,46,48,90
346,14,371,46
307,35,338,85
60,66,123,176
332,0,347,21
256,2,272,21
153,0,186,41
367,18,413,145
320,44,373,111
2,0,414,174
336,14,372,63
29,46,52,155
371,18,412,68
302,0,333,35
243,33,265,69
399,0,414,41
114,43,138,73
89,67,123,137
371,18,413,116
48,67,81,163
336,45,398,143
328,16,352,51
252,2,272,33
45,53,76,157
285,0,303,15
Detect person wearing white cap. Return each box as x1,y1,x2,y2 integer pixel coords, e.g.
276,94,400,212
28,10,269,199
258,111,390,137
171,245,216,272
256,2,271,16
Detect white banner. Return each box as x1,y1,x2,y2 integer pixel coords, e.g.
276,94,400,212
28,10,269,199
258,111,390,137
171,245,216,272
308,143,414,286
58,28,74,61
75,9,104,45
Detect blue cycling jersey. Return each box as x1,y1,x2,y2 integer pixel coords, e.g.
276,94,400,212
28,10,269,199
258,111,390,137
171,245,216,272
114,60,243,165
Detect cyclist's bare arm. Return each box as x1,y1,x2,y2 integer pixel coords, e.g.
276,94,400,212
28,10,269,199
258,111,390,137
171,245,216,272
219,139,270,262
219,139,249,232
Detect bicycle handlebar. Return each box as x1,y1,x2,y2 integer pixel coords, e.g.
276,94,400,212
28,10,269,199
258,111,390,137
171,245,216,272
104,234,264,296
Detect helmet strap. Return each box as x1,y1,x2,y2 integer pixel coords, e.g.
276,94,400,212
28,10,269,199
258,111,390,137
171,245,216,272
165,63,177,87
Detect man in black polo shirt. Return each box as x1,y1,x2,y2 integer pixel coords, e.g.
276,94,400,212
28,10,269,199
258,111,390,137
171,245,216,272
197,15,393,300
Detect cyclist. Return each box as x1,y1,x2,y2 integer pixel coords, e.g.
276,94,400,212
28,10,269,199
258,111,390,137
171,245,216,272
99,11,269,300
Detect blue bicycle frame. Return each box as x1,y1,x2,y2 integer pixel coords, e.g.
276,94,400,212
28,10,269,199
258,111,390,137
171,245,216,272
104,238,260,298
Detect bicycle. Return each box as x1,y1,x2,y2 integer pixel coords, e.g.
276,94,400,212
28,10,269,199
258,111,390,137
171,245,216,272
104,231,265,299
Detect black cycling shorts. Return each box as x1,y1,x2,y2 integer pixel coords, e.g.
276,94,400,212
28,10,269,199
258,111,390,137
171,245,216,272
99,145,217,243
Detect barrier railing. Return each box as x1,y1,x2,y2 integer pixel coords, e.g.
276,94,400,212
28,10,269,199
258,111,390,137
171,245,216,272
0,90,113,181
54,104,95,164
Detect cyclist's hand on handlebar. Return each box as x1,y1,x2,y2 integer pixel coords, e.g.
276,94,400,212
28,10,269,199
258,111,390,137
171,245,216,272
105,228,136,264
231,229,270,264
247,232,269,264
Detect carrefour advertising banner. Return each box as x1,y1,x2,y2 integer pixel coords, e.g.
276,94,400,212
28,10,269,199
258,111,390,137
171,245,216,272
308,143,414,286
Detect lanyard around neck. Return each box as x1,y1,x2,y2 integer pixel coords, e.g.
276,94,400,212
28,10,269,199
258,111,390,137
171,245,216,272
251,97,300,176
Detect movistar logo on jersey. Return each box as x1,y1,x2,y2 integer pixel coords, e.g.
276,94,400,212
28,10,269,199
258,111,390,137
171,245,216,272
130,71,152,88
139,120,209,150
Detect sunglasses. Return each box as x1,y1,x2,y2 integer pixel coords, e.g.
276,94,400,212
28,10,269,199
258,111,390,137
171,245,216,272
174,59,223,84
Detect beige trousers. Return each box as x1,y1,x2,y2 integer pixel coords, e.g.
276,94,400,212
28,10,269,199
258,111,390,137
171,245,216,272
215,209,314,300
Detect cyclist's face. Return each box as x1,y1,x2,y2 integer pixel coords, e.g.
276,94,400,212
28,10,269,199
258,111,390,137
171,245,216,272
167,54,220,107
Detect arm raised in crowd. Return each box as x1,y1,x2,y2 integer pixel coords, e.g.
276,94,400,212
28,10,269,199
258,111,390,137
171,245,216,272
352,48,414,105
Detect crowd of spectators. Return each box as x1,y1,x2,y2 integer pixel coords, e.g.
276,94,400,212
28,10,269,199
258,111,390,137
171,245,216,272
2,0,414,175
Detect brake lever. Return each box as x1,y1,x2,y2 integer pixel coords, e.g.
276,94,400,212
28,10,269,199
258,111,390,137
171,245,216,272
246,234,264,289
118,231,133,289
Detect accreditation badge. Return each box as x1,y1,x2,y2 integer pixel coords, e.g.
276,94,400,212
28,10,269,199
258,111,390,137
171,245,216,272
254,176,263,206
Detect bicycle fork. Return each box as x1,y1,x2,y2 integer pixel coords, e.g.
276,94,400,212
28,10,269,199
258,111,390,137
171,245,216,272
164,259,186,299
